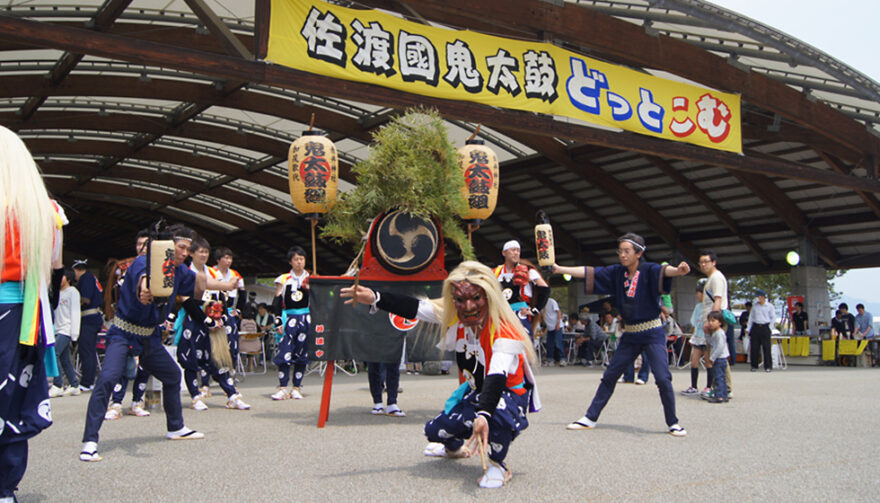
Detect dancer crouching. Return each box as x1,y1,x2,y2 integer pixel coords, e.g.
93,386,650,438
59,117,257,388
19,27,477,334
342,261,540,489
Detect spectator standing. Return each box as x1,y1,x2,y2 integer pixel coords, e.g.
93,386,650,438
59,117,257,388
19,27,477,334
740,301,752,338
698,251,732,397
706,311,730,403
49,269,81,397
543,296,565,366
838,303,856,339
242,291,258,319
682,283,706,394
73,259,104,391
739,300,752,363
792,302,808,335
747,289,775,372
853,304,876,367
831,309,848,339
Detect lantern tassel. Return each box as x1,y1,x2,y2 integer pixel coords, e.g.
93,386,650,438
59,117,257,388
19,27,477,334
310,217,318,276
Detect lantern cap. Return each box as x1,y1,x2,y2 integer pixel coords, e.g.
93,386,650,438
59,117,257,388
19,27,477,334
464,138,485,145
301,129,326,137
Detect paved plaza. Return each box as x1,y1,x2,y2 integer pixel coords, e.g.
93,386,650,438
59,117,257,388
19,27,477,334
20,364,878,502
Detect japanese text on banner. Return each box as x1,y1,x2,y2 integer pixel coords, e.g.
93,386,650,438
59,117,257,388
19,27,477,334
267,0,741,153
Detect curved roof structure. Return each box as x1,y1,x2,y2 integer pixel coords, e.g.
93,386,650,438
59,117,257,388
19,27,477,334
1,0,879,278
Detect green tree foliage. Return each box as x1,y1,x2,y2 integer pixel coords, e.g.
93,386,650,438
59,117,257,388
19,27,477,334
728,270,844,306
321,108,474,259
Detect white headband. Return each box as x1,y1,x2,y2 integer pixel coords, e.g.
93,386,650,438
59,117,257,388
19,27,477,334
502,240,520,252
620,238,645,252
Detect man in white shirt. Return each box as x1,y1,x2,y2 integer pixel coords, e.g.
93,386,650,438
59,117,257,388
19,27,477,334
747,289,776,372
50,269,82,397
699,251,732,394
542,297,564,366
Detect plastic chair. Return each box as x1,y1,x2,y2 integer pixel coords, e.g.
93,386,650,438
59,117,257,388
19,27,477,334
600,334,618,366
565,335,578,364
238,331,267,375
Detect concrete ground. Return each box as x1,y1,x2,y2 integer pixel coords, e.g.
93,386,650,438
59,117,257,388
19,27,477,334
17,363,879,502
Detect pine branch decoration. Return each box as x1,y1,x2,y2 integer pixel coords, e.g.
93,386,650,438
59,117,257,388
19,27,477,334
321,108,475,260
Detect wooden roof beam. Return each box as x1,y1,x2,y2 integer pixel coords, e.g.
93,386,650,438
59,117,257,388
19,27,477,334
61,196,280,272
0,75,375,145
730,171,840,267
46,180,259,231
646,156,770,266
816,151,880,218
40,160,352,266
3,17,880,194
500,130,701,263
495,189,597,265
183,0,252,59
16,0,133,120
532,170,621,242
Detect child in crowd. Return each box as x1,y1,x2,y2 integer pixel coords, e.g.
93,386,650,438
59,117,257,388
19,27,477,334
706,311,729,403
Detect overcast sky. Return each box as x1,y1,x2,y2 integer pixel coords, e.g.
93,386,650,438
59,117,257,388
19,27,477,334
711,0,880,82
711,0,880,303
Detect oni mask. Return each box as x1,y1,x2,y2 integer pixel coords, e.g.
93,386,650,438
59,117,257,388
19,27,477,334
205,301,223,320
512,264,530,286
451,281,489,328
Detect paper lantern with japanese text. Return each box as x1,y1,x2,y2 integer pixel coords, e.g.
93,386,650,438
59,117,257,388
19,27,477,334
147,238,175,298
288,131,338,216
457,139,499,224
534,210,555,276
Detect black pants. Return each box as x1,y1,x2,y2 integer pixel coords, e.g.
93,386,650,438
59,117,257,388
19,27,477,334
78,314,103,387
367,362,400,406
750,324,772,370
726,323,736,366
83,335,185,443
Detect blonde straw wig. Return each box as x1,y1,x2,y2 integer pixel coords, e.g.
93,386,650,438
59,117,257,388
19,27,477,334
0,125,54,281
434,261,537,365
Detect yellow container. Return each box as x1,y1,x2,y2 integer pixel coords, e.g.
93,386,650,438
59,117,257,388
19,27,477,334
795,336,810,356
822,340,836,361
838,340,868,355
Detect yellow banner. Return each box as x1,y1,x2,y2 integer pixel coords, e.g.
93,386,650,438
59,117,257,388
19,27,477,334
267,0,742,153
